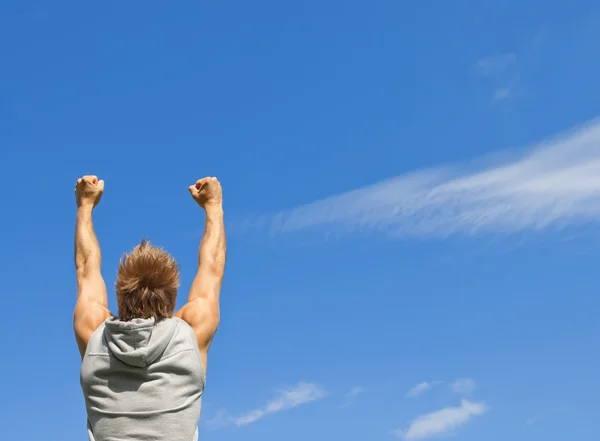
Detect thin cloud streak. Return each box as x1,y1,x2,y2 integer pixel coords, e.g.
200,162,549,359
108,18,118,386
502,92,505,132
405,382,435,398
493,87,511,101
345,386,365,399
231,382,326,426
525,416,538,426
474,53,517,76
396,399,487,440
451,378,476,395
340,386,365,408
265,119,600,239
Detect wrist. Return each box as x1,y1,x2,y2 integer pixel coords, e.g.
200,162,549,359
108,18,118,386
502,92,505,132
203,203,223,215
77,204,94,214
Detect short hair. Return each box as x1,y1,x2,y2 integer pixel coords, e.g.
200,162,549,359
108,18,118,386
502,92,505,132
115,239,180,321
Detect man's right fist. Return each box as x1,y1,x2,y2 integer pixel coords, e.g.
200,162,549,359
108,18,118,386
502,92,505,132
189,177,222,209
75,175,104,209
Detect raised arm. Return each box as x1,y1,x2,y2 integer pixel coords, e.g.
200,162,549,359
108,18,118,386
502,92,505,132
73,175,111,358
175,177,226,369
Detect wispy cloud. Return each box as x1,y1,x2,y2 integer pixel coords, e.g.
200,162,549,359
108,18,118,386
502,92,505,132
340,386,365,407
525,416,538,426
405,381,439,398
230,382,326,426
451,378,476,395
346,386,365,398
475,53,517,76
204,409,230,430
261,118,600,240
474,52,518,101
473,30,546,102
395,400,487,440
493,87,511,101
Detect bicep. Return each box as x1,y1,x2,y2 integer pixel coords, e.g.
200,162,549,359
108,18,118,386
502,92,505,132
174,269,223,368
73,274,111,357
180,268,222,337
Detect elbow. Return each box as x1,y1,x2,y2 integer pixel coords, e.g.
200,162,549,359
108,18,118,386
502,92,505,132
199,259,226,279
76,260,101,281
75,266,87,280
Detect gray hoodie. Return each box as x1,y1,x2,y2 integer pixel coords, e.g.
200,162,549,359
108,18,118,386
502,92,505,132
80,316,205,441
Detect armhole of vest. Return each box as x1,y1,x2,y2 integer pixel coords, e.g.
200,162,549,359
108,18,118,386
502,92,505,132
83,322,107,358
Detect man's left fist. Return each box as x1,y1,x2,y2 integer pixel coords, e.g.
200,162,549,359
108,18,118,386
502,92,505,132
75,175,104,209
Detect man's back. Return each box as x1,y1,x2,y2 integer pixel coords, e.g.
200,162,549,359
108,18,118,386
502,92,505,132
80,316,205,441
73,175,225,440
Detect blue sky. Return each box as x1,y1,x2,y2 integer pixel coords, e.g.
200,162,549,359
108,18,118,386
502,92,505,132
1,1,600,440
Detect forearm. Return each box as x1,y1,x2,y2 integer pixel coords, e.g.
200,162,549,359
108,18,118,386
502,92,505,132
199,205,226,271
74,206,103,284
189,205,226,301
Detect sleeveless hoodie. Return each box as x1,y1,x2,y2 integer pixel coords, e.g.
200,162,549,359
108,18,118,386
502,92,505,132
80,316,205,441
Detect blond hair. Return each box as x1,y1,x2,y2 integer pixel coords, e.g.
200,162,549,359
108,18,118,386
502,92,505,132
115,239,180,321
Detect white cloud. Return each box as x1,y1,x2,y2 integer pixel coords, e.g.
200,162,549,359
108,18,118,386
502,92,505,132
451,378,476,395
475,53,517,76
263,118,600,240
405,382,435,398
346,386,365,398
396,399,487,440
340,386,365,407
525,416,538,426
204,409,230,429
474,52,518,101
231,382,326,426
493,87,511,101
473,32,547,102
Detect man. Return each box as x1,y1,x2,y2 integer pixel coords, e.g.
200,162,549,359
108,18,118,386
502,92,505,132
73,175,226,441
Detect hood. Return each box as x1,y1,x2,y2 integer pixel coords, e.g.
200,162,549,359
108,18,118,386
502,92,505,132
104,317,177,368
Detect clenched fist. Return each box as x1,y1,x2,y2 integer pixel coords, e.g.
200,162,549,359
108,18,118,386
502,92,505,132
189,177,222,209
75,175,104,209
